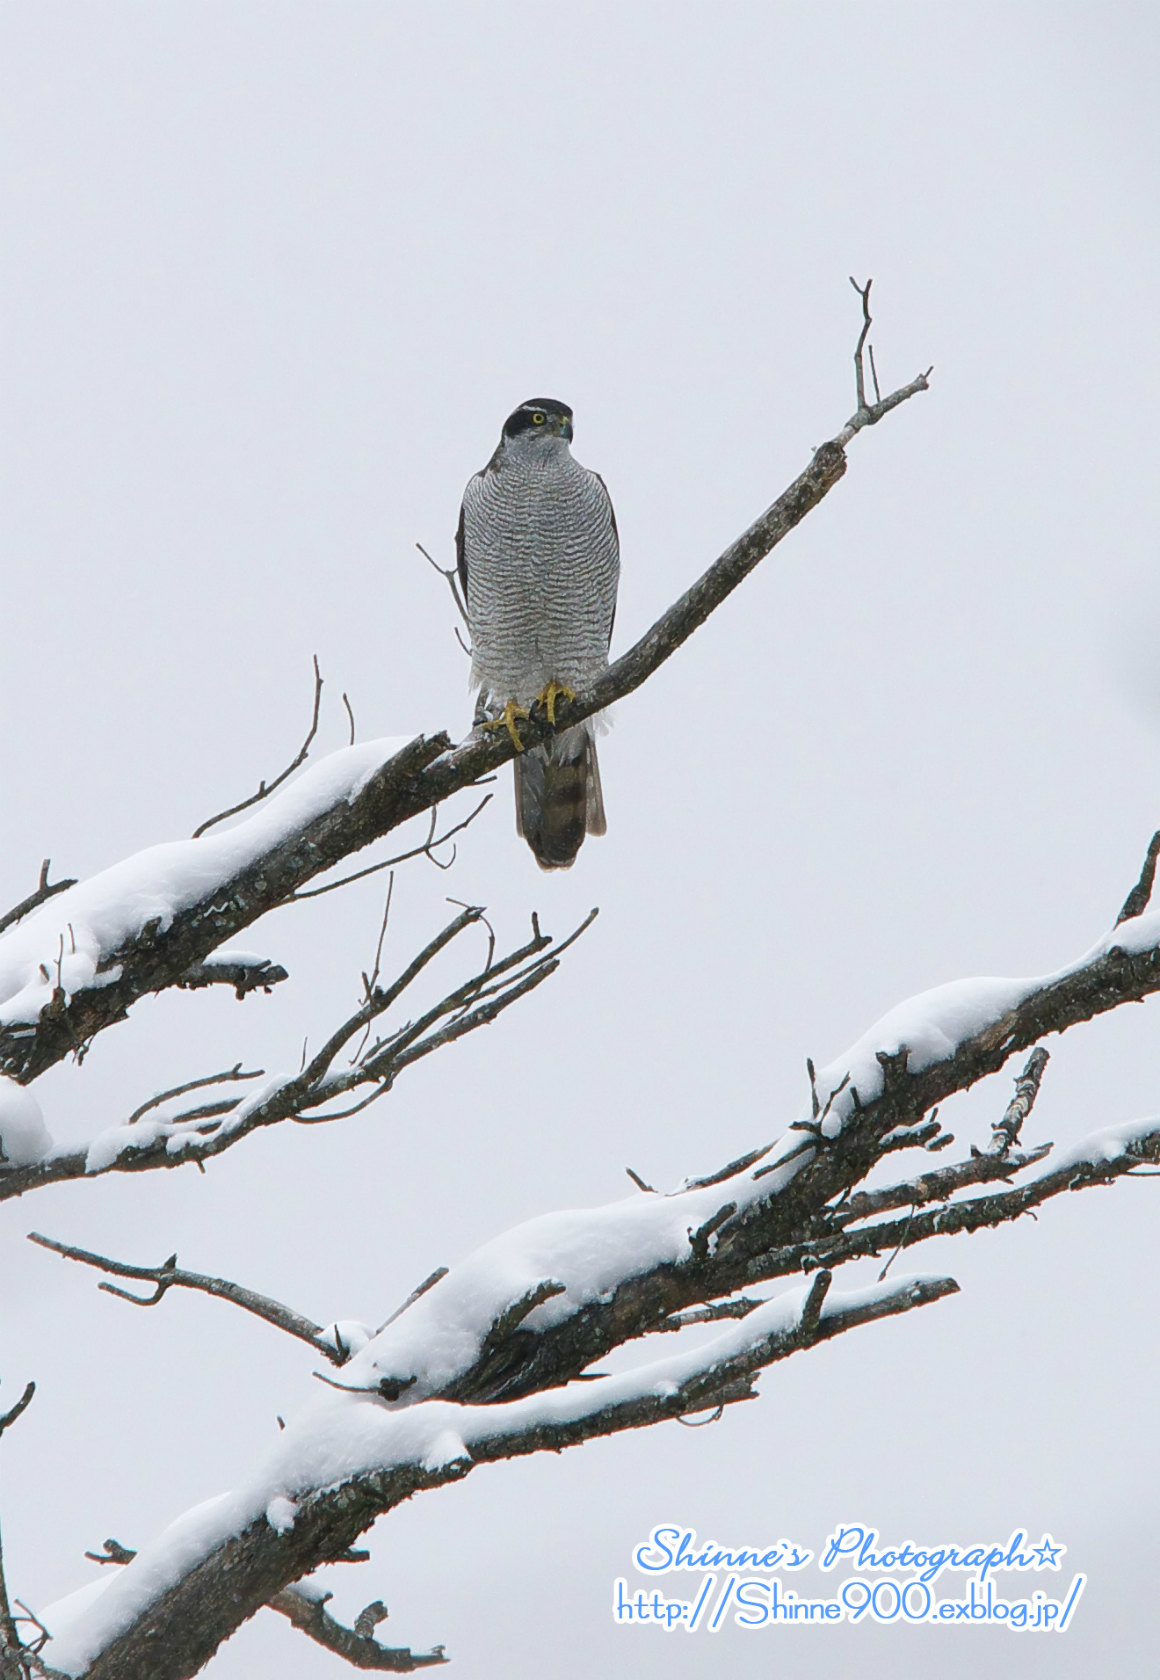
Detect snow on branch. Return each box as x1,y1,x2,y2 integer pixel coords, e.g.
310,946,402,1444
43,1272,952,1680
1,907,593,1204
24,878,1160,1675
0,288,931,1088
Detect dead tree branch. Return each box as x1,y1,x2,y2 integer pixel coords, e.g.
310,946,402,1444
269,1589,446,1672
71,1542,445,1671
1117,829,1160,925
416,542,469,633
0,864,77,940
173,958,289,999
27,1235,348,1364
987,1047,1049,1157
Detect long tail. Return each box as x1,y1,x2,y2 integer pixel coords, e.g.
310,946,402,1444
514,722,606,870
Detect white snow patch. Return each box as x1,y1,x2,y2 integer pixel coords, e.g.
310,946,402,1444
1042,1114,1160,1175
0,1076,51,1166
421,1429,470,1472
289,1574,332,1603
265,1495,298,1534
198,948,269,967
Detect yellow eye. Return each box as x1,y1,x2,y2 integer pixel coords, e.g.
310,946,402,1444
532,412,546,424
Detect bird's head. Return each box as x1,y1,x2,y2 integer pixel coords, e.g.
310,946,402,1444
501,398,574,446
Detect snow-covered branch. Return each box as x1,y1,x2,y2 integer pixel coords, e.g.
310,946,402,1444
44,1272,953,1680
28,868,1160,1675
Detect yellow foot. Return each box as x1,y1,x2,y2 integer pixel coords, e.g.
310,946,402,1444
482,699,531,751
535,680,577,727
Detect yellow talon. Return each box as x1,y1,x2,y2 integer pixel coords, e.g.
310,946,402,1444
482,699,531,751
535,680,577,727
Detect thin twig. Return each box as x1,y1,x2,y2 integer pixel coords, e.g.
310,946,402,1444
834,278,932,448
850,276,872,410
287,798,492,902
416,541,469,630
377,1267,450,1333
0,863,77,940
192,656,324,838
0,1385,34,1439
127,1066,263,1126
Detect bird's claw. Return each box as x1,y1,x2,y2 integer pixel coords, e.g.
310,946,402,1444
534,680,577,727
482,700,531,751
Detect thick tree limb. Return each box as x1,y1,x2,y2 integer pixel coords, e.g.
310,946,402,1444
67,1275,953,1680
70,1545,446,1672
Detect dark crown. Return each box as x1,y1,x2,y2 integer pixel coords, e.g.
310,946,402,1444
502,398,574,440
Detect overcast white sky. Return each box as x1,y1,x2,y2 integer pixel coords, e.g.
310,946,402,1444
2,3,1159,1675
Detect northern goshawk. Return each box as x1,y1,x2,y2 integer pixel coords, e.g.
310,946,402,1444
457,398,619,869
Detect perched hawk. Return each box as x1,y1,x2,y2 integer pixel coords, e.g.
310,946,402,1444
457,398,620,870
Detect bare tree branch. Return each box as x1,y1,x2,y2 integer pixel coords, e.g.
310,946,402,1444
0,1386,34,1440
126,1066,263,1126
1117,829,1160,925
269,1588,447,1672
27,1235,346,1364
71,1542,446,1671
0,863,77,940
416,542,469,633
987,1046,1049,1157
29,881,1160,1675
173,958,289,999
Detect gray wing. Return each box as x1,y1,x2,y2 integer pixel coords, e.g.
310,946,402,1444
592,470,619,648
455,473,480,605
